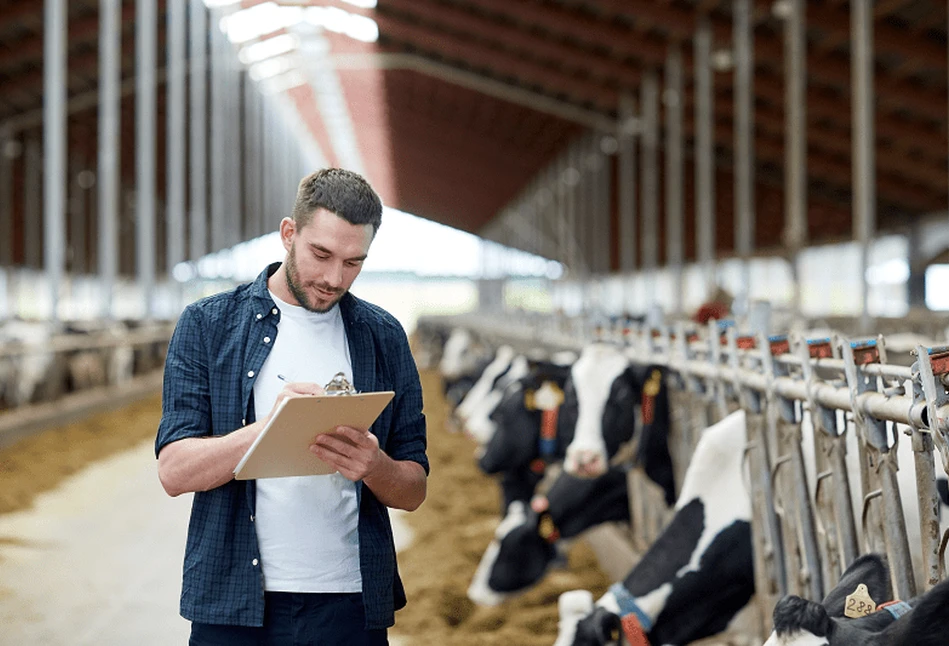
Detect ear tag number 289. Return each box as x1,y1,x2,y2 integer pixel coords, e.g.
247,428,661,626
844,583,876,618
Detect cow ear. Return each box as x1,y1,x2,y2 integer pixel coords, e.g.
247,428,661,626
821,553,892,617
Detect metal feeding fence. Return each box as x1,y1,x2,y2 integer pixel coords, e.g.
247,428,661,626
423,310,949,639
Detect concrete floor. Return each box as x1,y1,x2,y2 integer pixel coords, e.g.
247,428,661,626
0,438,413,646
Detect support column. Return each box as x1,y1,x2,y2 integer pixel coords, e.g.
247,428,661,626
665,46,684,314
189,0,208,260
167,0,187,286
136,0,157,318
852,0,875,332
99,0,120,318
734,0,755,313
784,0,807,315
44,0,67,320
695,20,716,296
618,93,637,273
640,72,659,302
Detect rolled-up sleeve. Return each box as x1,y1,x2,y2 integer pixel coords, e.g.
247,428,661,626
156,305,212,456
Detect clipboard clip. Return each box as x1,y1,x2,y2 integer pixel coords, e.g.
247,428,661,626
324,372,357,396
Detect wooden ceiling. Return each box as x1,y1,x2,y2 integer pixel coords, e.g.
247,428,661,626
0,0,946,272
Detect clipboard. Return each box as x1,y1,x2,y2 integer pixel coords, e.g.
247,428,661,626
234,391,394,480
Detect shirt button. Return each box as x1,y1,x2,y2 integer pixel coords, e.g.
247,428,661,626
255,313,262,320
263,337,271,344
241,418,246,426
247,370,255,378
252,558,258,566
250,515,255,522
271,308,278,315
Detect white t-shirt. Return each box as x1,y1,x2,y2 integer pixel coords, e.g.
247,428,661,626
252,292,362,592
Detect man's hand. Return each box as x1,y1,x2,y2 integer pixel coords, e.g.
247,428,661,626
309,425,383,482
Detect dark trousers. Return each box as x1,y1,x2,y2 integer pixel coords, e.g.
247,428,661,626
189,592,389,646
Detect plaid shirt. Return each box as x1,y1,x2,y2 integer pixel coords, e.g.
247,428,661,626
156,263,429,629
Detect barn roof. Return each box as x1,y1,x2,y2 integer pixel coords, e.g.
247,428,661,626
0,0,946,275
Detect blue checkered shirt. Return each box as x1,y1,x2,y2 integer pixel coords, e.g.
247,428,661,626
156,263,429,629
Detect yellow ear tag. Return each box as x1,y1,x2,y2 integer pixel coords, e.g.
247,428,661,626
643,369,662,397
524,390,537,411
844,583,876,618
533,381,565,411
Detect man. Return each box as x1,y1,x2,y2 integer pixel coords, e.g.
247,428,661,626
156,168,429,645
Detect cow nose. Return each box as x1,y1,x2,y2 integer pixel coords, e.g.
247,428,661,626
566,448,607,478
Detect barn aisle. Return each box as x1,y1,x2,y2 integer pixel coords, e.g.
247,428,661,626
0,397,190,646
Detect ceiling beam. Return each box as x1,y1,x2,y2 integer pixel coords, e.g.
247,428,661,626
374,11,618,112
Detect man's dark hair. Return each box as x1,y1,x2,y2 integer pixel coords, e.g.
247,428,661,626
291,168,382,234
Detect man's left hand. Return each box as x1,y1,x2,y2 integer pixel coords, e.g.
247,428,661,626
309,426,383,481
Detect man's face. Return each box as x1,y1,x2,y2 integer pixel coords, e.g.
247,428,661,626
282,208,374,313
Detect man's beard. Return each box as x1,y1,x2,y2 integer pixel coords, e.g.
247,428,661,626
284,245,344,313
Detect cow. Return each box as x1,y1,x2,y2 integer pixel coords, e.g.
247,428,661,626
477,353,674,508
763,553,949,646
438,327,493,408
467,466,631,606
554,409,754,646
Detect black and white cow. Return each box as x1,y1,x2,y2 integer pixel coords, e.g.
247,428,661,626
438,327,493,408
763,553,949,646
467,466,631,606
477,351,674,508
554,409,754,646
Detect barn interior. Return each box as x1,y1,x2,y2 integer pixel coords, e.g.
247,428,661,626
1,1,949,645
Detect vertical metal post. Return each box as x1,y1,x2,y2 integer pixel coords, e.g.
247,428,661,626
189,0,208,260
244,74,259,240
695,20,716,296
852,0,875,332
734,0,754,312
99,0,120,317
44,0,67,320
784,0,807,315
618,93,637,273
167,0,186,296
0,130,13,267
136,0,157,318
24,134,41,270
665,47,684,314
68,153,86,274
641,72,659,301
210,11,227,253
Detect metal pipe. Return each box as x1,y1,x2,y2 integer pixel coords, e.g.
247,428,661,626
695,19,715,296
167,0,186,284
618,92,637,273
44,0,67,320
641,72,659,306
24,134,41,270
0,130,13,267
852,0,875,333
136,0,157,319
734,0,755,309
785,0,806,314
209,11,227,253
189,0,208,260
665,46,684,314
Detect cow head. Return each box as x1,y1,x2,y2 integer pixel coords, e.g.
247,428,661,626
467,468,630,605
763,554,893,646
466,501,561,606
562,343,639,478
477,360,574,475
554,409,754,646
